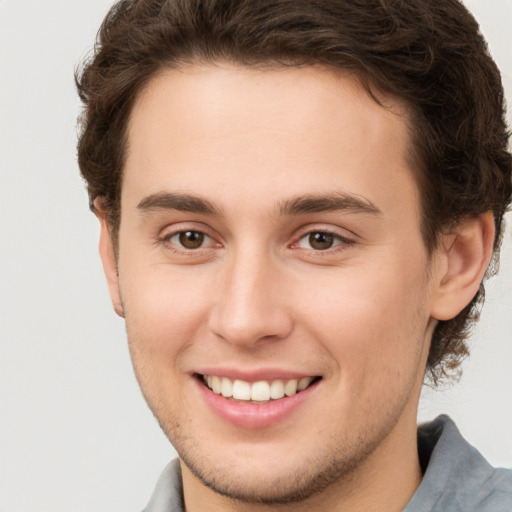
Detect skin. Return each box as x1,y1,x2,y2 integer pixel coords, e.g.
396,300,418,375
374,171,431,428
97,64,494,511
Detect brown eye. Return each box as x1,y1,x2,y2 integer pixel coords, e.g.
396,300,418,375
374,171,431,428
308,232,335,250
178,231,205,249
296,230,349,252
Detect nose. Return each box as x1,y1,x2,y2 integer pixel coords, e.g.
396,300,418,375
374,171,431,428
207,249,294,347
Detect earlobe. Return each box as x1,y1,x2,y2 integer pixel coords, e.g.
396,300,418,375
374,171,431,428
93,198,125,318
431,212,495,321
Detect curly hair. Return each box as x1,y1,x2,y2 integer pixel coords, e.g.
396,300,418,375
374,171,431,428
76,0,512,383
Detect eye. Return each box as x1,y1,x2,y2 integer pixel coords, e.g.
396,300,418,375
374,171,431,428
166,230,211,250
296,231,346,251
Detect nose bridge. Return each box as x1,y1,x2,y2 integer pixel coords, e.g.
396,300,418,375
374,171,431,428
208,244,292,346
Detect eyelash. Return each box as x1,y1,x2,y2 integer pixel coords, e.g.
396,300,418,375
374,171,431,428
158,229,218,253
292,230,354,253
157,227,355,255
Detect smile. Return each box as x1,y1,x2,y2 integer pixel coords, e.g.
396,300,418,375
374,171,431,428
201,375,318,402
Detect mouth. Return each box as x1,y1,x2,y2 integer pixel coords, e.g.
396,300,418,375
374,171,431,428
197,374,322,403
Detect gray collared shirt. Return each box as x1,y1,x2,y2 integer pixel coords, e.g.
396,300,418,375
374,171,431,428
143,416,512,511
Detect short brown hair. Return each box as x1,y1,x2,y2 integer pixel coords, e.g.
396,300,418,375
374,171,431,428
76,0,512,383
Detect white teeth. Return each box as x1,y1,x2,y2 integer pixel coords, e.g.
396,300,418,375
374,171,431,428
270,380,285,399
284,379,298,397
233,380,251,400
211,376,221,394
251,381,271,401
221,377,233,397
203,375,316,402
297,376,314,391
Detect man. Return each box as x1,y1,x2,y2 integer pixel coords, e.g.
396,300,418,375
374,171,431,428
76,0,512,510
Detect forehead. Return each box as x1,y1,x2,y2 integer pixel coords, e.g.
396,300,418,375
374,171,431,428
123,63,418,221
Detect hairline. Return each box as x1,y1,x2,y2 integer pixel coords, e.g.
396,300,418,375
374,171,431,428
104,58,438,257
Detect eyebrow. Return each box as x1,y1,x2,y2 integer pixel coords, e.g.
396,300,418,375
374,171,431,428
136,191,380,218
137,192,222,216
276,192,381,217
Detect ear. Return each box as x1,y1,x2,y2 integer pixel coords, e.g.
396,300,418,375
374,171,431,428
431,212,495,321
93,198,125,318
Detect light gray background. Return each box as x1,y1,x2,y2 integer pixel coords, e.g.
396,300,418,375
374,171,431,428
0,1,511,511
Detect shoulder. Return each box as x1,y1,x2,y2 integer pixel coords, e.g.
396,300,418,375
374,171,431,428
142,459,184,512
406,415,512,512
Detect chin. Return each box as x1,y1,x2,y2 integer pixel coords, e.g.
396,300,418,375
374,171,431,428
172,425,380,506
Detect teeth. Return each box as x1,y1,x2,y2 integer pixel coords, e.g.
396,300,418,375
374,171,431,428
203,375,316,402
221,377,233,397
298,376,314,391
270,380,285,399
284,379,298,397
251,381,271,401
233,380,251,400
211,376,221,394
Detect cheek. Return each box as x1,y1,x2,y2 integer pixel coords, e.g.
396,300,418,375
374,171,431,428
119,266,210,377
295,262,430,383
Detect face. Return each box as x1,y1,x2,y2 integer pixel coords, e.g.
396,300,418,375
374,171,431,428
105,64,444,505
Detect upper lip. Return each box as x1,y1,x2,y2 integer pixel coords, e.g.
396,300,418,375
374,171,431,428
194,368,320,382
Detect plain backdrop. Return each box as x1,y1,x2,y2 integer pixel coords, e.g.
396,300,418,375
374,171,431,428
0,1,511,511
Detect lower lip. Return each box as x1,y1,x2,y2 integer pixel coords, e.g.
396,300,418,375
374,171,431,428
195,377,319,429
